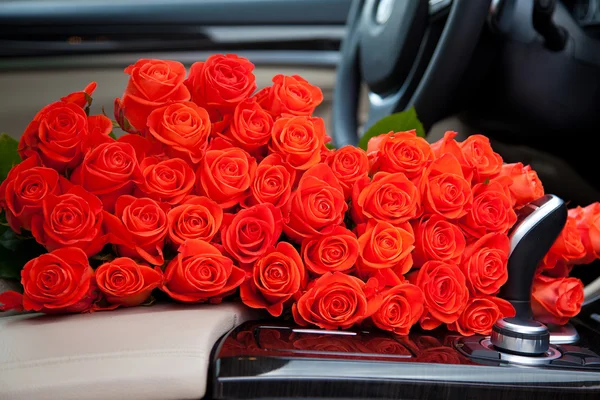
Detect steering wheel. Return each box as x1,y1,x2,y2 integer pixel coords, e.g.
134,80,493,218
332,0,492,146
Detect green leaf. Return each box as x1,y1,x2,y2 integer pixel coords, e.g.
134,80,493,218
0,226,46,280
325,143,336,150
358,107,425,150
483,178,491,185
109,132,117,140
0,133,21,183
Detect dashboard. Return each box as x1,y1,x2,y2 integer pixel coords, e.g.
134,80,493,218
565,0,600,26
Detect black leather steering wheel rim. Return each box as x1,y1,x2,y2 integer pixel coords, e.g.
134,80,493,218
332,0,492,147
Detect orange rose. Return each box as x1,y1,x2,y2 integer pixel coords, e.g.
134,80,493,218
269,116,326,171
161,239,246,303
220,98,273,152
242,154,296,209
240,242,306,317
448,296,515,336
256,74,323,117
498,163,544,207
196,139,257,209
357,220,415,274
96,257,163,307
283,164,346,243
292,272,377,330
537,254,573,278
412,215,466,267
135,157,196,205
146,102,211,164
409,260,469,330
532,275,584,325
116,59,190,132
569,203,600,264
430,131,474,182
548,215,586,263
301,226,359,275
420,154,472,219
461,233,510,296
167,196,223,246
185,54,256,118
371,282,425,335
325,145,369,199
221,203,283,265
352,172,420,225
367,130,434,181
460,181,517,238
459,134,503,183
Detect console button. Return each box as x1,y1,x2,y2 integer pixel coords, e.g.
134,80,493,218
557,345,600,358
550,354,584,367
584,357,600,367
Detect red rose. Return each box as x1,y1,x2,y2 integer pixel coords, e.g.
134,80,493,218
221,203,283,265
196,139,257,209
357,220,414,275
146,102,211,164
283,164,347,243
256,74,323,117
367,130,434,182
70,139,143,213
325,145,369,199
352,172,420,225
569,203,600,264
0,156,70,232
118,133,166,162
371,282,425,335
363,337,412,356
537,254,573,278
430,131,474,182
243,153,296,209
549,215,587,263
0,248,95,313
292,272,377,330
161,239,246,303
532,275,584,325
30,186,109,257
416,347,464,364
269,116,326,171
448,296,515,336
60,81,97,108
220,98,274,153
135,157,195,205
185,54,256,118
460,233,510,296
409,260,469,330
167,196,223,246
412,215,466,268
240,242,306,317
420,153,473,219
459,134,503,183
96,257,163,307
460,181,517,238
105,195,171,265
115,59,190,132
301,226,359,275
498,163,544,207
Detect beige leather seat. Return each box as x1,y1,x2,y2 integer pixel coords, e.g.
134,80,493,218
0,303,258,400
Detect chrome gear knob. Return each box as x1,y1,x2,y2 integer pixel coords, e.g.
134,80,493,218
491,317,550,356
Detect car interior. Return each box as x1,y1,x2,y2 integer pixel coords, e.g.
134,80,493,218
1,0,600,399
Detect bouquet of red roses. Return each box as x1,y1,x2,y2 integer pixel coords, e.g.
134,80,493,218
0,54,595,336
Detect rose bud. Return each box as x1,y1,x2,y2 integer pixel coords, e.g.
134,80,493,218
460,181,517,238
135,157,196,206
409,260,469,330
302,226,359,275
532,275,584,325
420,154,472,220
242,153,296,209
161,239,246,303
569,203,600,264
146,102,211,164
283,164,347,243
498,162,544,207
196,138,257,209
70,140,143,213
448,296,515,336
459,134,503,183
0,155,71,232
548,215,586,264
217,98,274,153
292,272,377,330
221,203,283,266
269,116,327,171
371,282,425,335
0,247,96,313
256,74,323,118
351,171,421,226
240,242,306,317
325,145,369,199
357,220,415,275
115,59,190,132
96,257,163,307
167,196,223,247
367,130,434,182
430,131,474,182
460,233,510,296
412,215,466,268
185,54,256,119
60,81,97,108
